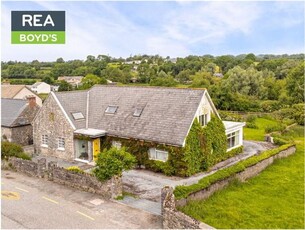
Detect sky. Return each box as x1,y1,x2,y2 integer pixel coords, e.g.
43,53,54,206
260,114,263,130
1,0,305,62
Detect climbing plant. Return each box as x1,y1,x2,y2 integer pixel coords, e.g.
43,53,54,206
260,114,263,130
98,115,232,177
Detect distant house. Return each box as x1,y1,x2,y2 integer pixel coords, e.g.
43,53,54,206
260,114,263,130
30,82,51,94
213,73,224,78
33,86,245,174
58,76,83,87
51,85,59,92
1,97,40,145
1,85,42,106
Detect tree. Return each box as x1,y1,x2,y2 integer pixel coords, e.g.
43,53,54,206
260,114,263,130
58,80,73,91
150,76,177,87
223,66,266,98
93,147,136,181
56,57,64,63
286,62,304,103
79,74,106,90
42,76,54,84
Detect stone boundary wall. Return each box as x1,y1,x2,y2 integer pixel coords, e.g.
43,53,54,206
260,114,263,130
6,158,122,199
161,187,214,229
162,145,296,229
176,145,296,207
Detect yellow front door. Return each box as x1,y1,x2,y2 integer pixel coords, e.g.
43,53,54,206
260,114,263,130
92,138,100,161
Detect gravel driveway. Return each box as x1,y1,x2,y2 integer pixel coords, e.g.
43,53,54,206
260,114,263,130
122,140,275,202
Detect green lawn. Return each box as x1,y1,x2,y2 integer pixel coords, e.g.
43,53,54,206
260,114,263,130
243,118,281,141
180,126,304,229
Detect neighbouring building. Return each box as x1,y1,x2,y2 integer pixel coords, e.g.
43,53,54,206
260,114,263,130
57,76,83,87
1,85,43,106
2,97,40,145
33,86,245,175
30,82,51,94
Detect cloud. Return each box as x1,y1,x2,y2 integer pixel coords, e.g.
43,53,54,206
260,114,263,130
163,1,261,45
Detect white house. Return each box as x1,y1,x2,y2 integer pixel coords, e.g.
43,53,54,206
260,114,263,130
31,82,51,94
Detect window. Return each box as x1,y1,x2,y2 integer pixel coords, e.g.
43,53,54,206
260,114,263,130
133,108,143,117
105,106,118,114
227,131,240,149
199,114,208,126
57,137,65,150
41,135,48,147
112,141,122,149
148,148,168,162
72,112,84,120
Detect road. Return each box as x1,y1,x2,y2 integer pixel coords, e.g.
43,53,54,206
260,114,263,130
1,171,162,229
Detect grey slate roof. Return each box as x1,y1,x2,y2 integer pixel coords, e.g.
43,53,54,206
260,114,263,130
1,98,29,127
54,86,206,146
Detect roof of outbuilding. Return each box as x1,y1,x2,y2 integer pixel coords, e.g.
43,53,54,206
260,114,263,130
54,86,207,146
1,98,40,127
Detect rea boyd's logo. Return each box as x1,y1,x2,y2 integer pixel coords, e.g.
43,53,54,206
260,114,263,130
11,11,65,44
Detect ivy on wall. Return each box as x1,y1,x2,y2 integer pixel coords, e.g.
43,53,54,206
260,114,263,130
99,115,237,177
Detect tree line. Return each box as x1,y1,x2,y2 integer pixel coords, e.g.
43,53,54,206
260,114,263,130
1,53,304,112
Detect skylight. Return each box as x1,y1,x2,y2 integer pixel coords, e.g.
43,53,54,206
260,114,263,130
72,112,84,120
133,108,143,117
105,106,118,114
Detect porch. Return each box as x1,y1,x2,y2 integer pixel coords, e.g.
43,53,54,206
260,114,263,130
223,121,245,151
73,128,106,163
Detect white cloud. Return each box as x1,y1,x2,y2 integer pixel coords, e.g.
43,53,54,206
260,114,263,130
162,1,261,45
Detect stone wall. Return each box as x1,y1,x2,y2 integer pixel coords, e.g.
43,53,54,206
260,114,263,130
6,158,122,199
2,125,33,146
48,161,122,199
176,145,296,207
162,145,296,229
161,187,214,229
33,95,75,160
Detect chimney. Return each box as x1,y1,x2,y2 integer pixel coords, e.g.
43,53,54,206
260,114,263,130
27,95,36,108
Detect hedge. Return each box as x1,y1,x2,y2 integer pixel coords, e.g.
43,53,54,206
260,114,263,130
174,143,295,199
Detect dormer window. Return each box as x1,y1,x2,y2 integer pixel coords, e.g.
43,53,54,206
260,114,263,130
133,108,143,117
72,112,84,120
105,106,118,114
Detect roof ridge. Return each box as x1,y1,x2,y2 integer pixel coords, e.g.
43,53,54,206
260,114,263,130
91,84,207,91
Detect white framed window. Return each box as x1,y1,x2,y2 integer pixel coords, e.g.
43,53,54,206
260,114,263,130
227,131,240,149
199,113,208,126
41,135,48,147
148,148,168,162
105,106,118,114
57,137,65,150
112,141,122,149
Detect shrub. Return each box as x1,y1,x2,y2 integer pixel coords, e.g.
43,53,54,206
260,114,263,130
93,147,137,181
265,124,285,133
273,137,289,146
1,141,31,160
246,114,257,123
260,100,282,112
246,122,258,129
226,146,244,158
66,166,84,174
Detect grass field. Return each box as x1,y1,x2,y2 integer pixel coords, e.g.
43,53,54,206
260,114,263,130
243,117,281,141
180,125,304,229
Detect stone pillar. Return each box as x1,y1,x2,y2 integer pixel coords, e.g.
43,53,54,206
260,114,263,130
111,176,122,199
37,158,46,178
47,161,58,180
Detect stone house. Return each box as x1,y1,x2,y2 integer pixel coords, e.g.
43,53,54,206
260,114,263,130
1,85,43,106
2,97,40,145
57,76,83,87
30,82,51,94
33,86,245,168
